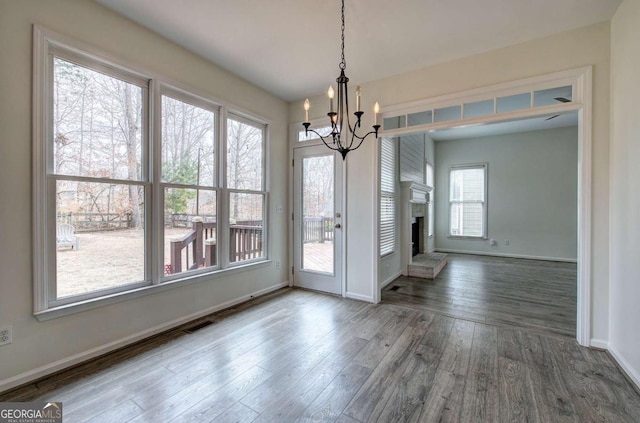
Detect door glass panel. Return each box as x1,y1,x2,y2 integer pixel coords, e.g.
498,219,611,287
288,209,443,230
302,155,334,274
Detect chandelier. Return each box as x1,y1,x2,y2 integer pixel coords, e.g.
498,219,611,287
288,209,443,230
302,0,380,160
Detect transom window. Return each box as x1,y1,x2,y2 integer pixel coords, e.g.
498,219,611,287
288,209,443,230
34,32,268,315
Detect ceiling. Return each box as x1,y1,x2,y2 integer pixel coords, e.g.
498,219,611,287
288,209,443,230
95,0,621,101
428,112,578,141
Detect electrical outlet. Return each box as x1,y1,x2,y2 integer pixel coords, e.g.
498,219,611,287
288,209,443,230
0,326,12,346
276,261,281,269
505,240,510,245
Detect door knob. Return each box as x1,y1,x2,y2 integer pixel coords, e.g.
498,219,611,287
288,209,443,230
335,223,341,229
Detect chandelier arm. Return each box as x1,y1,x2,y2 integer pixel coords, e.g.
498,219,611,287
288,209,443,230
316,132,342,152
348,127,382,152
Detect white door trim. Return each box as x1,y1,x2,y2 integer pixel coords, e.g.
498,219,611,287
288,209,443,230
377,66,593,346
292,145,344,295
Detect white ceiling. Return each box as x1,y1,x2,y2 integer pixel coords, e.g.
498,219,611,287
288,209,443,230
95,0,621,101
428,112,578,141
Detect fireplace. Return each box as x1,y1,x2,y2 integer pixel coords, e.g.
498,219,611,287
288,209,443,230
412,217,423,257
400,181,430,275
400,181,448,279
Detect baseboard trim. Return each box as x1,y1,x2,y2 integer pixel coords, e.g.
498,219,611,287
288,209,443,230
607,345,640,393
0,281,289,393
589,338,609,349
435,248,577,263
345,291,375,303
379,271,402,290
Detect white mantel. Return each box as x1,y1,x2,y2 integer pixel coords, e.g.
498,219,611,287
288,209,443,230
400,181,431,275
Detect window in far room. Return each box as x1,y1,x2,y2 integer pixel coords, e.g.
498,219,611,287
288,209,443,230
449,164,487,238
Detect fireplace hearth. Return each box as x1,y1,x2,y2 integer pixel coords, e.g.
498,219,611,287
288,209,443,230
400,181,447,279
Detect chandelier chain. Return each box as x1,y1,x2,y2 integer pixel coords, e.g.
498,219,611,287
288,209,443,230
340,0,346,70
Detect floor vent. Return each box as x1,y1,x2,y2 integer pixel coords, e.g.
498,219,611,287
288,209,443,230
390,285,401,291
183,320,214,334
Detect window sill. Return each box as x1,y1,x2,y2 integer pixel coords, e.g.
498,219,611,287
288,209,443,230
35,259,272,322
447,236,487,240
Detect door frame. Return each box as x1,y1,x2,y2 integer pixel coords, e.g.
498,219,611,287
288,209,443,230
376,66,593,346
289,124,347,297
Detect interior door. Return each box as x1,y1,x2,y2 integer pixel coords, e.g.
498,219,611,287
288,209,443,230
293,145,343,295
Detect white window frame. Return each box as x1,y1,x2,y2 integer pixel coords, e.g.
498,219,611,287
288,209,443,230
33,26,270,320
225,113,268,267
159,87,222,279
448,163,487,239
379,138,397,257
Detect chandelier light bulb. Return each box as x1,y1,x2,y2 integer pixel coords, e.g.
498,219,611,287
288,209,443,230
374,101,380,125
304,98,310,122
328,86,335,112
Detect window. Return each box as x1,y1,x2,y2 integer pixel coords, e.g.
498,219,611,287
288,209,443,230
426,162,434,188
34,31,269,315
227,116,266,263
161,92,218,276
298,125,332,142
449,164,487,238
380,138,397,256
50,54,149,304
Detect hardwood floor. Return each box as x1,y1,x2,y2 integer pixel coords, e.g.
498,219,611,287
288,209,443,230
2,284,639,422
382,254,577,336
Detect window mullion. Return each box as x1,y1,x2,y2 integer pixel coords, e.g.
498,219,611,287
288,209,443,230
150,78,162,285
218,107,230,270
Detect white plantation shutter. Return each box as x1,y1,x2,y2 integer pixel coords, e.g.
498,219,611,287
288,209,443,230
380,138,396,256
449,165,486,237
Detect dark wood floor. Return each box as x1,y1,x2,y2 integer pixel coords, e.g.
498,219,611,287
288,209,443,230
2,284,639,422
383,254,577,337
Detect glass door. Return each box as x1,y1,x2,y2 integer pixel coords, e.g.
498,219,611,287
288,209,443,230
293,145,342,295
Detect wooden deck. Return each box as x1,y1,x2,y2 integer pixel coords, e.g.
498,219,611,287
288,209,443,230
2,288,639,422
303,241,334,273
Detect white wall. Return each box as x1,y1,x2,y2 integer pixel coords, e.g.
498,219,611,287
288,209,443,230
435,126,578,261
290,22,611,339
609,0,640,388
399,134,425,183
0,0,288,389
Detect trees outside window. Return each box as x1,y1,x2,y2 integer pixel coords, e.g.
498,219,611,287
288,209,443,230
34,33,269,313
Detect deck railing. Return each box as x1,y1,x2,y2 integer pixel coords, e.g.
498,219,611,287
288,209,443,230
167,217,263,274
303,217,334,243
169,219,218,274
